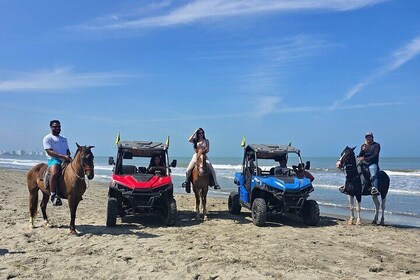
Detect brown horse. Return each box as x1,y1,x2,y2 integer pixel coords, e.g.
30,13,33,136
192,149,210,220
27,144,94,234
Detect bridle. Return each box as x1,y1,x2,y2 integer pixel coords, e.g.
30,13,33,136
70,148,94,181
337,148,352,169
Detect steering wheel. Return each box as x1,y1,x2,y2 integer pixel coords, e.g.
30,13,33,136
147,166,166,175
292,163,304,173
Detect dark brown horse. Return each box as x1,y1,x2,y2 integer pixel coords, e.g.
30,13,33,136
27,144,94,234
192,149,210,220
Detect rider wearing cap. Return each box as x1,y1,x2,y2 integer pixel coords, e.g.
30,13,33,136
358,132,381,195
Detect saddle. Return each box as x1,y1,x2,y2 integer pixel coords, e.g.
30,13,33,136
38,163,68,190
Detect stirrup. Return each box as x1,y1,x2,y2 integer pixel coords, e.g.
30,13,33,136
182,181,191,193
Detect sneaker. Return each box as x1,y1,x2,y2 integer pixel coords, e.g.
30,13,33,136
214,185,221,190
371,187,379,195
51,194,62,206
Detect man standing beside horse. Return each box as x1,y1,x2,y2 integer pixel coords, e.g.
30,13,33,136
358,132,381,195
43,120,71,206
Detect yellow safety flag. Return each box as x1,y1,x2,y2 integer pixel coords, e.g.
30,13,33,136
165,136,170,147
115,132,120,145
241,135,246,147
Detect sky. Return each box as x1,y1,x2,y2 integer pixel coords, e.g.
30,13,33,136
0,0,419,157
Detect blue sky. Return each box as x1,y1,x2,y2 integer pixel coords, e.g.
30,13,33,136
0,0,419,157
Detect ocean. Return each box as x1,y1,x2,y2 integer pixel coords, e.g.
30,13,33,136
1,154,419,227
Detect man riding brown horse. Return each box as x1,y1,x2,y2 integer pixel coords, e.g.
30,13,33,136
42,120,72,206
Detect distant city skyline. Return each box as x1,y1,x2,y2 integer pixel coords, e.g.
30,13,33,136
1,1,419,157
0,149,45,156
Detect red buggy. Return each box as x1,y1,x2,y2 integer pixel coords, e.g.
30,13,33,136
107,141,177,226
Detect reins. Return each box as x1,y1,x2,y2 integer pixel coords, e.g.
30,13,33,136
68,149,93,188
70,157,86,180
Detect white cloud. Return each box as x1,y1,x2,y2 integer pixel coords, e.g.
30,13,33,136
0,67,137,92
333,36,420,107
73,0,387,30
242,35,335,92
255,95,282,117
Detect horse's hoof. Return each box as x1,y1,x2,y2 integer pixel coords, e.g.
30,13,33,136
29,224,34,230
371,220,378,225
380,219,385,226
69,230,78,236
356,219,362,225
203,216,208,221
43,221,52,228
347,219,354,225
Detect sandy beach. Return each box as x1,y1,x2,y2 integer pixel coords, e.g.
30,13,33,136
0,168,419,280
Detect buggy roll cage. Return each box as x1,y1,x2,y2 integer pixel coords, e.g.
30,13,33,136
242,144,304,175
110,141,176,175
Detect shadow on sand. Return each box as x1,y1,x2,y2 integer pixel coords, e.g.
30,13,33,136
56,223,159,238
176,209,341,228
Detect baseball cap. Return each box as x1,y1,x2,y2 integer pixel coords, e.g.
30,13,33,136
365,132,374,137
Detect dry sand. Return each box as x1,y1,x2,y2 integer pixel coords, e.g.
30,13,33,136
0,168,419,279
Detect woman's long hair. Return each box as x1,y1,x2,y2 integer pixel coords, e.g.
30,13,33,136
193,128,206,150
149,154,164,167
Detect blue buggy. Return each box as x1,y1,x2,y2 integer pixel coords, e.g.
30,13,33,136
229,144,320,226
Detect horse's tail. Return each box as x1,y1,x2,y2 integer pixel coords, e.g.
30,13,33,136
378,170,390,199
27,163,45,219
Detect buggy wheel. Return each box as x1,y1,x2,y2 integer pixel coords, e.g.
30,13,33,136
106,198,118,227
302,200,320,226
163,197,177,226
228,191,241,214
251,198,267,227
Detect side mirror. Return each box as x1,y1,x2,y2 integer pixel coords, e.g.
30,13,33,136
170,159,177,168
305,161,311,170
108,157,115,165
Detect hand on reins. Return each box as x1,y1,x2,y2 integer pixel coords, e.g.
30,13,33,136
62,155,71,162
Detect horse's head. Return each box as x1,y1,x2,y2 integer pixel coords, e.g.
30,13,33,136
336,146,357,169
75,143,95,180
196,149,207,177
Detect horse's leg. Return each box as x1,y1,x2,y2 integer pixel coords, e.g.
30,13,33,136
380,197,386,225
347,195,354,225
40,192,51,227
202,187,208,221
68,196,81,235
355,199,362,225
28,187,38,229
193,187,200,219
372,195,380,224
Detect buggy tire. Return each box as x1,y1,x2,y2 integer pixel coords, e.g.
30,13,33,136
228,192,241,214
252,198,267,226
302,200,320,226
163,197,177,226
106,197,118,227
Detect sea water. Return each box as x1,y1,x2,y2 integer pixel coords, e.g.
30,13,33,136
1,155,419,227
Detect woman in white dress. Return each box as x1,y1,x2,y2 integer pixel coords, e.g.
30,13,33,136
182,128,220,191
